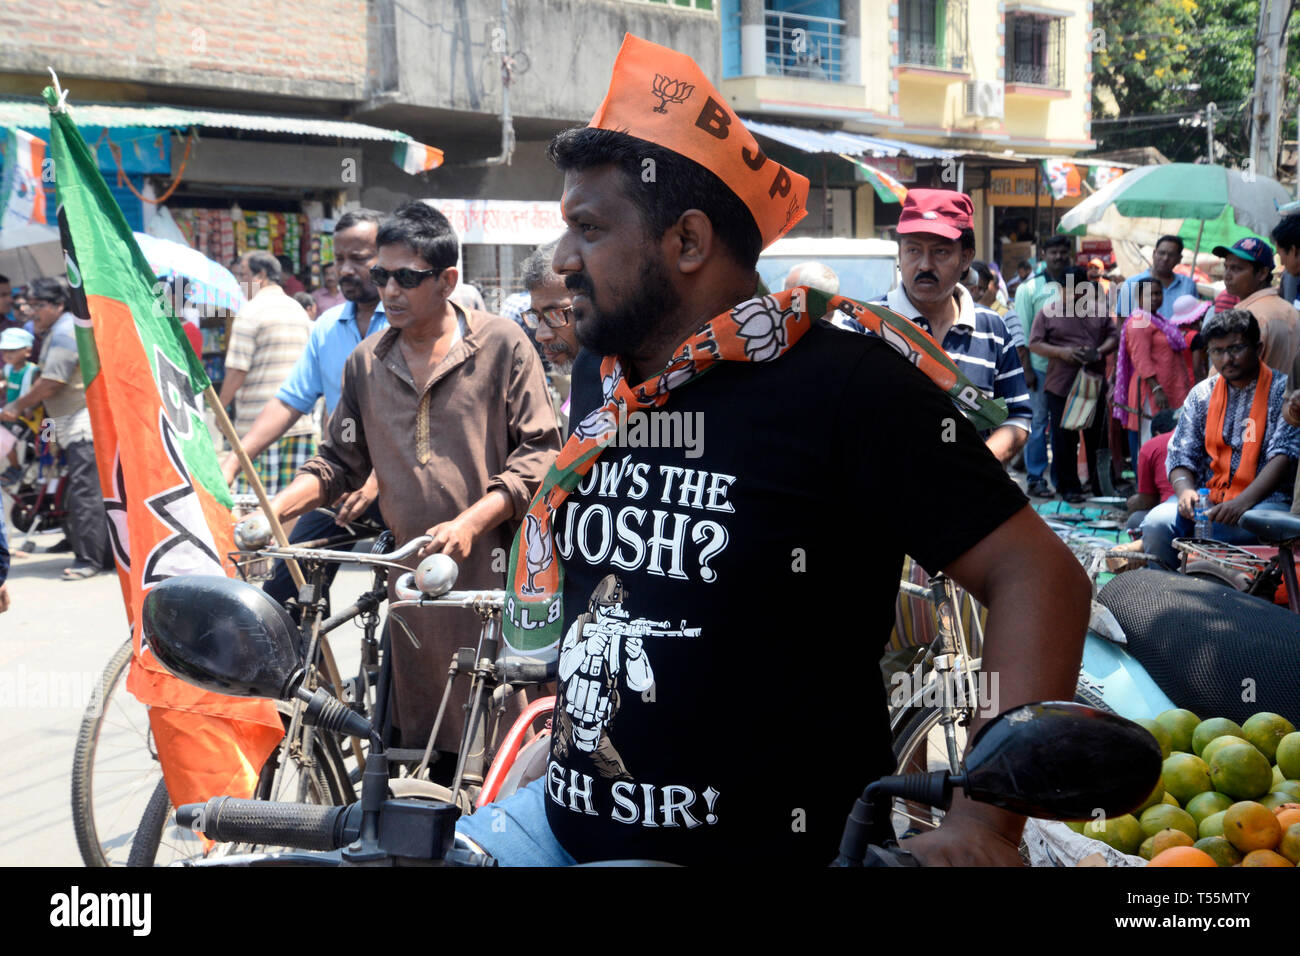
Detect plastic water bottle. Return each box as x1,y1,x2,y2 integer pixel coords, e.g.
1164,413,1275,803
1194,488,1211,538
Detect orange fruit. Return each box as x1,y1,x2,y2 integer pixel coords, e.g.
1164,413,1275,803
1186,791,1234,826
1194,836,1242,867
1140,805,1198,840
1200,734,1251,767
1137,719,1173,760
1242,712,1295,763
1163,753,1214,804
1147,846,1217,867
1240,849,1293,867
1156,710,1201,754
1151,828,1195,856
1260,791,1295,811
1222,801,1284,853
1199,810,1228,839
1274,805,1300,830
1208,742,1273,800
1278,732,1300,779
1276,780,1300,801
1280,823,1300,865
1134,777,1166,814
1193,717,1246,757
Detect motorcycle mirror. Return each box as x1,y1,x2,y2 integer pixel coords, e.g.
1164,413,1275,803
142,575,305,700
958,701,1162,820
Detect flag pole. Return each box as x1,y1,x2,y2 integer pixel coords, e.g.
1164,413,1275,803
202,387,305,591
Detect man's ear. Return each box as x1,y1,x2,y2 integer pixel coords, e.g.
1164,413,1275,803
671,209,714,276
440,266,460,297
960,247,976,272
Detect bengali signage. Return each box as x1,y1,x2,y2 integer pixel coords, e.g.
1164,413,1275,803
423,198,565,245
988,168,1085,208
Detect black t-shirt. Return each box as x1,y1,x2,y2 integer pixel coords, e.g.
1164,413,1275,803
542,321,1027,866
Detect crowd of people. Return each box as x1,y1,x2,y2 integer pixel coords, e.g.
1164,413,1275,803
2,34,1297,865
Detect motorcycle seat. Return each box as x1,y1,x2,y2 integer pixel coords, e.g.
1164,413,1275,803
1240,510,1300,547
1096,569,1300,727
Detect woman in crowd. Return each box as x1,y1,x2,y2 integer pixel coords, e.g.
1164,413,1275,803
1029,269,1119,503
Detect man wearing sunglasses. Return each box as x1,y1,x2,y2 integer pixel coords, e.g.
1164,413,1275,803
1140,309,1300,567
260,200,561,760
520,240,579,432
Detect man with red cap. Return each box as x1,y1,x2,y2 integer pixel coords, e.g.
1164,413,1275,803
458,34,1090,868
836,188,1031,463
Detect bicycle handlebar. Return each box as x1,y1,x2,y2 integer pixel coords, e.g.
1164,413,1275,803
258,535,432,572
175,797,359,851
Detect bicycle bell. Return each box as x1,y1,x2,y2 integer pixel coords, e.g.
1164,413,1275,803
415,552,458,597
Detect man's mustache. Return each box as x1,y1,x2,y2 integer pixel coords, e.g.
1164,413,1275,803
915,271,939,283
565,274,595,296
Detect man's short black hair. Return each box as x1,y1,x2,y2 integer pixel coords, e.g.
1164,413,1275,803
548,126,763,270
1272,215,1300,253
377,200,459,271
959,227,975,252
1156,234,1184,254
1017,259,1031,270
28,276,69,307
1202,308,1260,347
335,208,383,235
1151,409,1177,436
245,251,281,282
1041,235,1072,252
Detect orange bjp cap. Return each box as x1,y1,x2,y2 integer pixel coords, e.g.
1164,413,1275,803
587,34,810,249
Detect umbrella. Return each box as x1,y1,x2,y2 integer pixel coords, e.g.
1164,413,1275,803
132,231,245,312
0,223,63,285
1057,163,1291,261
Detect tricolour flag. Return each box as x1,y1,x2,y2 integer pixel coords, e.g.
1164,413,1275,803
1042,159,1082,200
840,154,908,204
0,128,49,227
393,139,445,175
43,87,283,809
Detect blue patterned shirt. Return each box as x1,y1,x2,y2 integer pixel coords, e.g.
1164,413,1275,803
1166,370,1300,504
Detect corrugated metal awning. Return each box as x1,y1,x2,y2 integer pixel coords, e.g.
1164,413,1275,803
744,119,955,160
0,100,419,145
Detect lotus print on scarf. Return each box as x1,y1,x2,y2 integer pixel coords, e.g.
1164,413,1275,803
732,295,795,362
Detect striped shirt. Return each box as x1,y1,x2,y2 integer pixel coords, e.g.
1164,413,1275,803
225,284,314,436
834,283,1032,433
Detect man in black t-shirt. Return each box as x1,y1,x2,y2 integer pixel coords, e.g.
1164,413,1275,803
457,35,1092,867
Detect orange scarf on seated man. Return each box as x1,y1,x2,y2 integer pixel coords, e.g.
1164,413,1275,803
1205,363,1273,504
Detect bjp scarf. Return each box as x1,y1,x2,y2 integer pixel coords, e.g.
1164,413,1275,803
1205,362,1272,504
501,286,1009,653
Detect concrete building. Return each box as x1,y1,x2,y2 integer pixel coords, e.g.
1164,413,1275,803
718,0,1105,267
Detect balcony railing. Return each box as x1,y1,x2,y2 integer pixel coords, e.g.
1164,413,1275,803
1008,14,1066,88
764,10,845,82
899,0,969,72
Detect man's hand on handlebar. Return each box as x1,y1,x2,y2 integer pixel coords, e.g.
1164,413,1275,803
334,472,379,526
221,452,240,487
419,515,477,561
899,813,1024,867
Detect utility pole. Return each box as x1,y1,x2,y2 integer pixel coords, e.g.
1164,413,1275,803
1251,0,1292,180
1206,102,1217,163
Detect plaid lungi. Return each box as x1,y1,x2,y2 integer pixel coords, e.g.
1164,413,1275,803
234,433,316,498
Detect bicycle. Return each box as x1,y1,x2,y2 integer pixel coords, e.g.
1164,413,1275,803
69,509,387,867
122,525,408,866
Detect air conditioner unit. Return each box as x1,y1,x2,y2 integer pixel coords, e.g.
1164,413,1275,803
964,80,1005,119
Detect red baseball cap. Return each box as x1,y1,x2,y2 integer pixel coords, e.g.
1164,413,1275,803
897,189,973,240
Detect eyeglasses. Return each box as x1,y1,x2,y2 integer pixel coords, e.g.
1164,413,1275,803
1207,343,1253,360
521,306,574,329
368,266,442,289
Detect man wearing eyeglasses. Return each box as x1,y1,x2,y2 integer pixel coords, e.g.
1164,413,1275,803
520,240,579,432
260,200,561,759
1139,309,1300,567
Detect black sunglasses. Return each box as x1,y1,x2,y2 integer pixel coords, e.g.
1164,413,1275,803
521,306,574,330
369,266,442,289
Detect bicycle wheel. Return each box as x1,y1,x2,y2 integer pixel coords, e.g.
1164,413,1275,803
71,637,163,867
126,722,351,866
889,705,968,840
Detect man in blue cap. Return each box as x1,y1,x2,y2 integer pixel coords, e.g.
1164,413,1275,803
1215,236,1300,382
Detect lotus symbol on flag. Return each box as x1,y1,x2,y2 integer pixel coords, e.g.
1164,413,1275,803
522,512,554,596
733,296,790,362
651,74,695,113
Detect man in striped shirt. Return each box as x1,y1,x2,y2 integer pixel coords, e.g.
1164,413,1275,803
836,189,1031,462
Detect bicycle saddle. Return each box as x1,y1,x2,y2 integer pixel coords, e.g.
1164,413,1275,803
1240,510,1300,546
1097,569,1300,726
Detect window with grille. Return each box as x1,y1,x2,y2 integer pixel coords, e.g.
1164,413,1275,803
899,0,969,72
1008,14,1065,87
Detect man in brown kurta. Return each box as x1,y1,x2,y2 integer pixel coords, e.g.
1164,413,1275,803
268,202,560,758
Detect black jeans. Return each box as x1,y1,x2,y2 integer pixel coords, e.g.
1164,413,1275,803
1045,390,1104,496
62,439,112,570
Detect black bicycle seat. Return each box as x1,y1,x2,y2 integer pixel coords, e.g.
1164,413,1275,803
1240,510,1300,546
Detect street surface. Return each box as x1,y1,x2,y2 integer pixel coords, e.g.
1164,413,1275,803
0,502,366,866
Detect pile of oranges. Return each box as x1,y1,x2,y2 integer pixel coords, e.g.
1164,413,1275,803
1068,709,1300,867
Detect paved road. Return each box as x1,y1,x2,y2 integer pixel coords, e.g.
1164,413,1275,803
0,499,366,866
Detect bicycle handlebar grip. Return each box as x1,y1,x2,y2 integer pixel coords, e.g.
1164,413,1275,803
177,797,349,851
394,572,422,603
